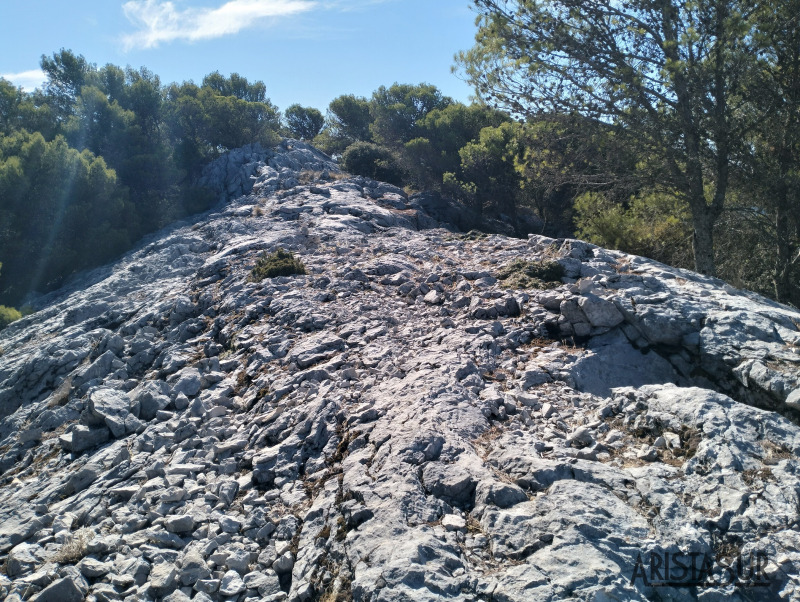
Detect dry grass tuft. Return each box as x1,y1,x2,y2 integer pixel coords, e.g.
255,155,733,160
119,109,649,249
298,169,346,185
47,376,73,408
319,573,353,602
51,527,93,564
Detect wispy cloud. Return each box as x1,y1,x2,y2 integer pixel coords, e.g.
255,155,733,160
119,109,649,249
121,0,318,50
324,0,395,10
0,69,47,91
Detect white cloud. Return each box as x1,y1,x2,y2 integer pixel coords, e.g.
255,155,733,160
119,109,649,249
121,0,318,49
323,0,394,9
0,69,47,92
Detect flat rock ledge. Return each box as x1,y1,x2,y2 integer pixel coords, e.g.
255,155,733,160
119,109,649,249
1,140,800,601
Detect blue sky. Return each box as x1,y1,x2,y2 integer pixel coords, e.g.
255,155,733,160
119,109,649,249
0,0,479,112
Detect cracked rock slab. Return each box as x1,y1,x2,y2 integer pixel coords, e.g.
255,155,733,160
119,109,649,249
1,140,800,602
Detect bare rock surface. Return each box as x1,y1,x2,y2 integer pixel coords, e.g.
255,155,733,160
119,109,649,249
1,139,800,601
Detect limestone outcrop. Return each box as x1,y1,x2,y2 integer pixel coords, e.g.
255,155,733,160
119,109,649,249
1,140,799,601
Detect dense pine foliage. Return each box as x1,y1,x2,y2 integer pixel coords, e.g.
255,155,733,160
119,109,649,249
457,0,800,304
1,27,798,323
0,51,281,308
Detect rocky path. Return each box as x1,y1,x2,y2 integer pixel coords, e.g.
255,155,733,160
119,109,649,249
0,140,799,601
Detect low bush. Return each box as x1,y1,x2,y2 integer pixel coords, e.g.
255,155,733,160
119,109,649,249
0,305,22,330
496,259,565,289
341,142,405,186
249,248,307,281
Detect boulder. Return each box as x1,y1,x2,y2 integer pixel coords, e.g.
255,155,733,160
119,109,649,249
59,425,111,453
30,577,84,602
85,388,139,438
577,293,624,328
219,570,246,596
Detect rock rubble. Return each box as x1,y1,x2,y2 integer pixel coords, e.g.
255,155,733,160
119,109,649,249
1,139,800,601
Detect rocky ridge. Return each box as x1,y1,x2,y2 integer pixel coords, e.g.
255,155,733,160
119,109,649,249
0,140,799,601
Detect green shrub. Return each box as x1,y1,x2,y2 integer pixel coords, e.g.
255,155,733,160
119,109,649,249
249,248,306,282
496,259,565,289
341,142,405,186
574,191,692,269
0,305,22,329
460,229,488,241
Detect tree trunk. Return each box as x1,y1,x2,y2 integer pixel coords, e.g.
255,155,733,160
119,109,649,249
690,203,717,277
774,216,791,303
773,153,788,302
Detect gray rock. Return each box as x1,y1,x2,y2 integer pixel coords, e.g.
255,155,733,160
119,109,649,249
288,333,344,368
30,577,84,602
160,486,187,503
476,480,528,509
7,543,43,577
567,426,594,448
77,557,111,578
172,368,203,397
75,350,123,387
179,549,210,586
441,514,466,532
194,578,220,594
272,551,294,574
520,369,552,389
59,424,111,453
162,590,192,602
422,290,444,305
225,547,251,574
117,557,150,585
786,388,800,411
422,463,477,507
219,570,246,596
149,563,177,594
559,297,587,324
85,388,137,438
19,427,42,444
577,293,624,328
64,463,101,495
570,331,681,397
132,381,172,421
164,515,195,533
219,515,242,534
244,570,281,595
